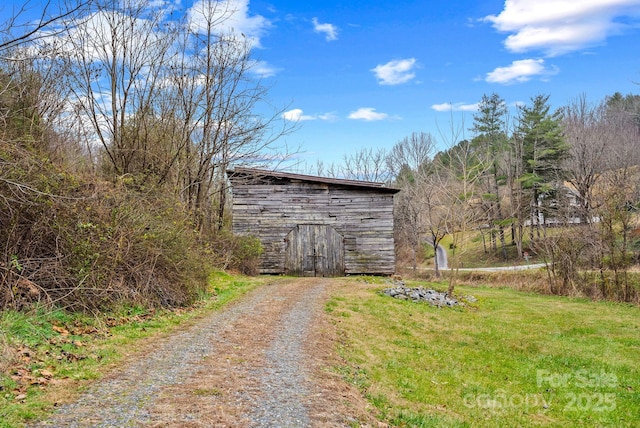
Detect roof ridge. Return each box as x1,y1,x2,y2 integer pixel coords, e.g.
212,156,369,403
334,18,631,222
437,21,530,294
227,167,400,193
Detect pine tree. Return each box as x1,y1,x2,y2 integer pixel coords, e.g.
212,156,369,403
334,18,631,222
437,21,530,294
515,94,568,236
471,93,509,256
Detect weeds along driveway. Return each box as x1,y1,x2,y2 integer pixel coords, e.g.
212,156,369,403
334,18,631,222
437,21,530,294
31,278,374,428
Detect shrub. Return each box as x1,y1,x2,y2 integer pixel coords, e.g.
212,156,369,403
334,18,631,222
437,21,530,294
0,142,214,311
234,235,263,275
209,231,263,275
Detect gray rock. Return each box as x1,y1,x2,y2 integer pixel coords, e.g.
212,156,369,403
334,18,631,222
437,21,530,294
382,284,473,308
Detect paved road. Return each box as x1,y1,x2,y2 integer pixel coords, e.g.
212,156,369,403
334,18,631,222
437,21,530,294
419,263,546,272
456,263,546,272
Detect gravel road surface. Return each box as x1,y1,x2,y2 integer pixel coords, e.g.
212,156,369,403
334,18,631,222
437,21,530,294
32,278,375,427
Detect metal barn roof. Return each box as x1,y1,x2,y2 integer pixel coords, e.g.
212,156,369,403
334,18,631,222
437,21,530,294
227,167,400,194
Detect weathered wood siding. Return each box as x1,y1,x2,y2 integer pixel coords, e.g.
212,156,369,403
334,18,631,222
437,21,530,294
229,174,398,275
285,224,345,276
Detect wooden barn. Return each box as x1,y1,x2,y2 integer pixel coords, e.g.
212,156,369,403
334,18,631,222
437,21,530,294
227,168,400,276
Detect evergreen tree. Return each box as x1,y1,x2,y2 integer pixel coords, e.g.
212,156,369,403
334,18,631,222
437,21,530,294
471,93,509,256
515,94,568,234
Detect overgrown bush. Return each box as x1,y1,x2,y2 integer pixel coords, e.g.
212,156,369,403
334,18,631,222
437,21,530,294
533,232,586,295
0,141,215,311
528,223,640,302
208,231,263,275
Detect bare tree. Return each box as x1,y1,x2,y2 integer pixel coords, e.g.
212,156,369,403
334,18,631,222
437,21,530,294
421,165,451,278
591,96,640,300
387,131,436,174
442,142,487,292
393,182,424,271
433,115,489,292
0,0,92,54
535,93,640,300
389,121,486,284
65,0,177,175
175,0,295,231
561,95,608,224
387,132,436,271
340,146,390,182
300,159,340,178
0,0,93,152
58,0,294,231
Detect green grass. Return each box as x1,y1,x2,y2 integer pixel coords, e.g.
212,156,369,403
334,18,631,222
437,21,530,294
0,271,263,428
327,280,640,427
423,229,550,269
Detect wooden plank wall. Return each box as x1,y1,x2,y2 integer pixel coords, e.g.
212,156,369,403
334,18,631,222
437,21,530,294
230,178,397,275
284,224,345,276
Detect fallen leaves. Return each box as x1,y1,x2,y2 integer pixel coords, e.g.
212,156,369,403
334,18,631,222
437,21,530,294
39,369,54,378
7,348,56,394
2,324,105,403
52,325,69,336
1,307,170,409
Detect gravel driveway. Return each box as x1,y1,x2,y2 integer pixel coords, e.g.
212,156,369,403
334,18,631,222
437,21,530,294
32,278,375,427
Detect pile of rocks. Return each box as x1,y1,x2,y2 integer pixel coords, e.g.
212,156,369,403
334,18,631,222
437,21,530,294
382,283,476,307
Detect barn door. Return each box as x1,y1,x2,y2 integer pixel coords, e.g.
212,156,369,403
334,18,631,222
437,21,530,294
285,225,344,277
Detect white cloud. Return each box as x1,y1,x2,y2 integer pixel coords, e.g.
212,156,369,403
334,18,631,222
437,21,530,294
282,108,336,122
188,0,271,48
148,0,180,9
348,107,389,121
431,102,478,112
283,109,314,121
484,0,640,56
371,58,417,85
55,9,176,69
318,112,338,121
312,17,338,41
249,60,279,78
485,58,557,84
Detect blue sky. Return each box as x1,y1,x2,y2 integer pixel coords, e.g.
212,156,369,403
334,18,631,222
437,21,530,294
3,0,640,168
219,0,640,166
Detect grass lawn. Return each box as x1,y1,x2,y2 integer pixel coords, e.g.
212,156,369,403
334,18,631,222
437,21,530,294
326,278,640,427
420,229,556,269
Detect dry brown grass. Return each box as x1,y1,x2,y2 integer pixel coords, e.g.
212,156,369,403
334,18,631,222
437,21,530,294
451,270,551,293
397,266,550,294
398,263,640,304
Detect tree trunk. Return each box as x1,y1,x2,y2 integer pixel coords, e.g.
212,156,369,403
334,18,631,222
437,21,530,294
433,242,440,277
